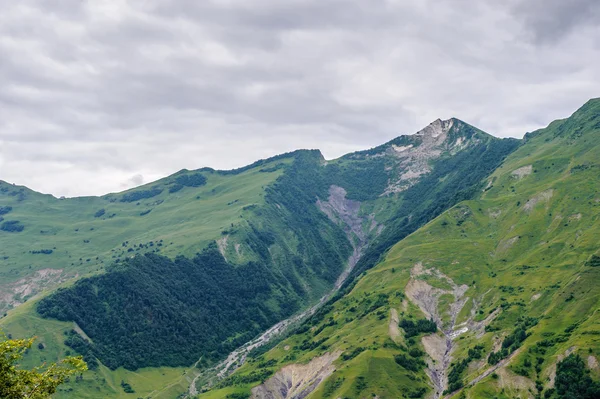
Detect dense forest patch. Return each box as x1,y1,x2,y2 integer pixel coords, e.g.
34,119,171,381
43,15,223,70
37,247,294,370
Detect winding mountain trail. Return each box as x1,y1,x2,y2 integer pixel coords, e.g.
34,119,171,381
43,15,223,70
188,186,377,397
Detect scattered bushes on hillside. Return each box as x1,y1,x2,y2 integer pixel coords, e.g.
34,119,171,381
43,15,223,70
259,163,286,173
1,220,24,232
394,353,425,372
93,208,106,218
444,345,485,393
341,347,365,361
120,380,135,393
120,188,163,203
488,317,537,365
218,369,274,388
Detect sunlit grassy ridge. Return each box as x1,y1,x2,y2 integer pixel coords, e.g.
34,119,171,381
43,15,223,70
201,99,600,399
0,159,290,307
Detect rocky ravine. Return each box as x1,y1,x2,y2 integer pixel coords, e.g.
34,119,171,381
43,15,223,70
188,185,380,397
405,263,499,399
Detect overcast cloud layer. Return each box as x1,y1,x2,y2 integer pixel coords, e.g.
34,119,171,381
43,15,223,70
1,0,599,197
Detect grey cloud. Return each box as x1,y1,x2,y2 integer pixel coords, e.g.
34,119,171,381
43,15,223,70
511,0,600,44
122,174,144,188
0,0,599,196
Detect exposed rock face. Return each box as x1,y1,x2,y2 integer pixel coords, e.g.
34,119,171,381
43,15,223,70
389,308,401,342
524,189,554,212
251,352,341,399
0,268,65,313
379,119,481,195
511,165,533,179
317,185,367,246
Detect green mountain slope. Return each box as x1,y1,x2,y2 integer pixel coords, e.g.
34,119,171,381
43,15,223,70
201,100,600,399
0,160,291,312
0,118,519,398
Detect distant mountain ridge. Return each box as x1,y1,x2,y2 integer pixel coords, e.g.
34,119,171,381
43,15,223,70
0,115,521,398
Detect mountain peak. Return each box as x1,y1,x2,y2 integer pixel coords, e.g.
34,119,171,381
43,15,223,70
415,118,455,139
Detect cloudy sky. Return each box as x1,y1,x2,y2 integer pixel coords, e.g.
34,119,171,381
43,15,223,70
1,0,599,197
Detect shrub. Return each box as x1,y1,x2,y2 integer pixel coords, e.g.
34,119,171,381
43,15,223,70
120,188,163,202
586,255,600,267
0,206,12,215
1,220,24,232
175,173,207,187
399,318,437,338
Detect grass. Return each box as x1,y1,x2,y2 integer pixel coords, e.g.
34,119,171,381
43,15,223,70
0,161,288,298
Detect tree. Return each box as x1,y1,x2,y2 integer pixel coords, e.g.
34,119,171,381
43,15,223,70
0,332,87,398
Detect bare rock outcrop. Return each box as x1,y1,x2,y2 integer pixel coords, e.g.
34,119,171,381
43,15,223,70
251,352,341,399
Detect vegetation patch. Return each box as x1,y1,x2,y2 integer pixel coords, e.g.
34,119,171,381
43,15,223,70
37,244,315,370
175,173,207,187
0,220,24,232
399,318,437,338
120,188,163,202
30,249,53,255
0,206,12,215
488,317,537,365
552,354,600,398
585,255,600,267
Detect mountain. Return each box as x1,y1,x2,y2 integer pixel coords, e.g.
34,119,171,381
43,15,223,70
0,117,519,398
194,99,600,399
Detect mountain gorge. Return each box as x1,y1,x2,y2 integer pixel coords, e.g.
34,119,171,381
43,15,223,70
1,101,599,399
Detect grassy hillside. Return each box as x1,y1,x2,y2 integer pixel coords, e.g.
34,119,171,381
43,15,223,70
0,159,291,312
200,99,600,399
